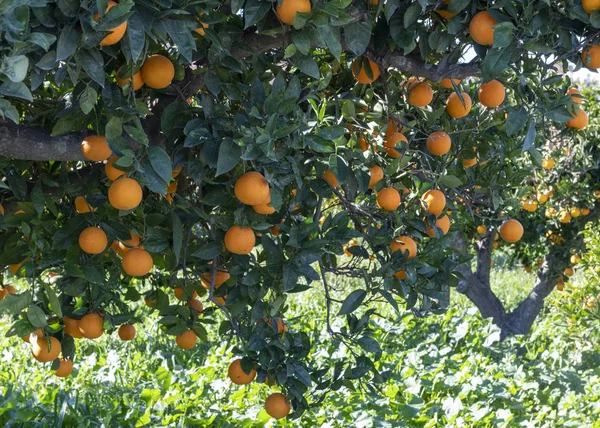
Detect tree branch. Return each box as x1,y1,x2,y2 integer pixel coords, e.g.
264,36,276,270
384,54,481,81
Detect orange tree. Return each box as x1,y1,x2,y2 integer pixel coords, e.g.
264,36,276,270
0,0,600,419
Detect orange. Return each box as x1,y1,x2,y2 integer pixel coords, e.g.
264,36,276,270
9,259,25,275
358,135,369,151
118,324,136,341
477,225,487,235
32,336,61,362
566,88,583,104
174,286,198,300
407,79,433,107
276,0,311,25
265,393,291,419
583,0,600,13
75,196,95,213
558,210,571,223
54,358,73,377
81,135,112,161
368,165,384,189
0,203,3,215
22,328,43,343
522,200,538,212
234,172,270,205
581,45,600,69
469,11,497,45
105,155,126,181
394,270,408,279
440,78,460,88
570,207,581,218
116,69,144,91
567,108,588,130
228,359,257,385
384,132,408,158
141,55,175,89
79,313,104,339
323,169,339,187
214,296,227,306
122,248,153,276
253,194,276,214
446,92,472,118
390,236,417,259
564,267,574,277
176,329,197,350
536,192,548,203
426,131,451,156
421,189,446,215
4,285,16,294
463,158,477,167
351,58,380,84
64,316,83,339
94,1,128,46
118,231,142,254
499,219,523,242
79,227,108,255
187,299,204,313
200,270,231,289
425,215,450,237
224,225,255,255
581,207,590,216
570,254,581,265
271,225,281,236
478,80,505,107
376,188,401,211
194,22,209,36
108,177,143,210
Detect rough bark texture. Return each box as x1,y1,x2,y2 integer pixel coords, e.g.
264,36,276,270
454,231,556,339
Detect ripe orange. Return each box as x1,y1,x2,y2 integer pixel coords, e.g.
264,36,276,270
54,358,73,377
421,189,446,215
566,88,583,104
478,80,505,107
581,45,600,69
384,132,408,158
116,69,144,91
235,171,270,205
276,0,311,25
176,329,197,350
477,225,487,235
118,324,136,341
567,108,588,130
394,270,408,279
224,225,255,255
541,158,554,169
9,259,25,275
570,254,581,265
194,22,209,36
368,165,384,189
200,270,231,289
118,231,142,254
265,393,291,419
390,236,417,259
581,207,590,216
4,285,16,294
79,226,108,255
79,313,104,339
564,267,574,277
323,169,339,187
122,248,153,276
522,200,538,212
228,359,257,385
469,11,498,45
536,192,549,203
75,196,95,213
463,158,477,168
32,336,61,362
446,92,472,118
187,298,204,313
570,207,581,218
81,135,112,161
105,156,126,181
141,55,175,89
499,219,523,242
558,210,571,223
376,188,401,211
427,131,451,156
583,0,600,13
22,328,43,343
253,194,276,214
425,215,450,237
440,78,461,88
94,1,128,46
174,286,198,300
0,203,3,215
407,79,433,107
63,316,83,339
351,58,381,84
108,177,143,211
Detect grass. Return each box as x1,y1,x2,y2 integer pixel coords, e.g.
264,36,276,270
1,266,599,427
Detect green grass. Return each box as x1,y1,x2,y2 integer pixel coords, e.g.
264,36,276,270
1,267,600,427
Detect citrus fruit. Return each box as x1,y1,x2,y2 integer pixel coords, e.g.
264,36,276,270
235,171,270,205
174,286,198,300
81,135,112,162
105,155,126,181
427,131,451,156
78,227,108,255
390,236,417,259
276,0,311,25
425,215,450,237
583,0,600,13
63,316,83,339
200,270,231,289
176,329,197,350
351,58,380,84
54,358,73,377
94,1,128,46
323,169,339,187
469,11,498,45
118,324,136,341
477,225,487,235
228,359,257,385
108,177,143,211
581,45,600,69
265,393,291,419
368,165,384,189
141,55,175,89
75,196,95,214
224,225,255,254
116,69,144,91
421,189,446,215
566,88,583,104
440,78,461,88
118,231,142,254
384,132,408,158
252,194,276,214
567,108,588,130
446,92,472,118
376,188,401,211
32,336,61,362
499,219,523,242
407,79,433,107
79,313,104,339
122,248,153,276
478,80,505,107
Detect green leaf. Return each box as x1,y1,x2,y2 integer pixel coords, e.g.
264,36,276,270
191,241,223,259
26,305,47,328
244,0,270,28
522,120,536,152
148,146,173,186
77,50,105,87
493,22,516,48
127,12,146,62
216,137,242,176
31,186,45,214
172,212,183,264
319,25,342,61
338,289,367,315
0,81,33,102
344,21,372,56
56,25,79,61
29,33,57,51
162,19,196,64
482,47,511,78
0,291,31,315
79,85,98,115
506,108,528,136
43,284,63,319
318,126,345,141
292,53,320,79
0,99,19,123
0,55,29,83
404,3,422,28
438,175,462,188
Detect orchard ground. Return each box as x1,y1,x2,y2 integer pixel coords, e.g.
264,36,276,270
2,237,600,427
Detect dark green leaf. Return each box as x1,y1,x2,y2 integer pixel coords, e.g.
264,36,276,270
338,289,367,315
216,137,242,176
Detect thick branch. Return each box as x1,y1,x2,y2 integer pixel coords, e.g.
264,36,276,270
385,54,481,81
0,121,85,161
